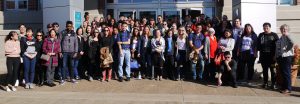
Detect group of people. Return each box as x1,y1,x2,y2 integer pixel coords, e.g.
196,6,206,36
4,12,298,94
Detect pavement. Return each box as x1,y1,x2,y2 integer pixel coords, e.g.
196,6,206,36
0,78,300,104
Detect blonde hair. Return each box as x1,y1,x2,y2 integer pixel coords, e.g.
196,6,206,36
178,26,187,39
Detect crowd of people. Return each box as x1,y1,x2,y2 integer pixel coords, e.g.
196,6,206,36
3,12,298,94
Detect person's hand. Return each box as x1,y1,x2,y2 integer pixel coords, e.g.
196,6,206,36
59,53,63,58
137,54,140,58
94,38,98,41
73,53,77,58
120,51,123,57
47,53,51,56
205,54,208,60
80,51,84,55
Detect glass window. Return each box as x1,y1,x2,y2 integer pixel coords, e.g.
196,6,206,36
139,11,156,20
120,11,136,19
107,9,114,18
118,0,131,3
161,0,187,2
107,0,114,3
203,7,215,18
279,0,293,5
133,0,158,3
163,11,180,24
5,0,15,9
18,0,27,9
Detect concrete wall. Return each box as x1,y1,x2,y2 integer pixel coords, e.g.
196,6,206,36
84,0,104,20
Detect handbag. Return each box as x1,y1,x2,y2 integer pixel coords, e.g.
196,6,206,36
130,59,139,69
40,54,50,61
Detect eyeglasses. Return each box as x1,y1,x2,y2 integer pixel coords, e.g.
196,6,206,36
37,35,42,37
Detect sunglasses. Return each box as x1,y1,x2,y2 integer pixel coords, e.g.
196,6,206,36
37,35,42,37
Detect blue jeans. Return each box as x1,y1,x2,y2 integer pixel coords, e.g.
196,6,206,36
278,56,292,91
73,58,79,77
23,56,36,84
118,49,131,78
190,54,204,80
62,53,75,80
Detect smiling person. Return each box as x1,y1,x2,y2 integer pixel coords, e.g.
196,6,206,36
276,24,294,94
4,31,21,92
20,28,38,89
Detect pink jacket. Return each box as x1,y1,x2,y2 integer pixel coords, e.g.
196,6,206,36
42,38,61,66
5,40,21,57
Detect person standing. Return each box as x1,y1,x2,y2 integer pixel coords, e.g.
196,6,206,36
257,23,279,89
88,29,100,81
151,29,165,81
74,28,85,80
4,31,21,92
59,21,78,84
42,29,61,87
203,28,218,82
164,29,176,80
99,27,114,82
276,24,294,94
130,28,142,79
188,24,206,81
236,24,257,83
20,28,38,89
35,31,45,87
140,26,153,79
175,27,189,81
117,22,131,82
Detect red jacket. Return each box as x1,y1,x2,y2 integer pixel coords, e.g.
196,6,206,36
42,38,61,66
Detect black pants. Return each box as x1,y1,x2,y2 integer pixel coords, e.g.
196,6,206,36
35,60,46,84
260,52,276,85
164,54,175,79
238,50,256,81
278,56,292,91
204,58,217,82
6,57,20,86
153,53,164,77
221,69,237,86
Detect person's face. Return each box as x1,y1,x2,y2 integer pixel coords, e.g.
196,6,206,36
263,25,271,33
163,22,168,27
155,30,161,38
85,15,90,21
111,19,115,23
134,29,139,36
20,25,26,33
26,30,33,37
196,25,202,33
104,28,110,35
178,28,185,35
12,33,19,40
87,26,92,33
77,29,83,35
158,17,162,23
281,26,288,36
150,20,155,25
246,26,252,34
83,22,88,27
142,19,147,23
47,27,52,31
122,24,128,31
50,30,56,38
53,25,59,31
36,32,43,40
172,24,177,29
113,28,119,35
225,55,231,61
168,31,173,36
94,30,100,37
224,31,231,38
235,19,241,27
144,27,150,33
66,24,73,30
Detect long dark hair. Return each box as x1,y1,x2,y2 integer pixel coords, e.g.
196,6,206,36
241,24,256,38
5,31,18,42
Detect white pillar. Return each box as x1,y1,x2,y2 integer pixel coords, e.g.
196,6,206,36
232,0,277,33
42,0,84,32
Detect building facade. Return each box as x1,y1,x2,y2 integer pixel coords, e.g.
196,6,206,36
0,0,299,34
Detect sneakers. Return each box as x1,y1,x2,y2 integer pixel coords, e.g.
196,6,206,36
14,80,19,87
75,76,80,80
137,75,142,80
25,83,30,89
88,76,93,82
59,80,65,85
6,86,12,92
125,77,130,81
11,86,17,91
45,83,56,87
29,83,35,89
71,79,78,84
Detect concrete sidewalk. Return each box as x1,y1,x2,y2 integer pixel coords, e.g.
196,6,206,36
0,79,299,104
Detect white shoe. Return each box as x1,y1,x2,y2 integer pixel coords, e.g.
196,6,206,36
25,83,30,89
29,83,35,89
137,75,142,80
14,80,19,87
22,79,26,85
11,87,17,91
6,86,11,92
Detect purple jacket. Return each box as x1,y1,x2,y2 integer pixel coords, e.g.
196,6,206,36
42,38,61,66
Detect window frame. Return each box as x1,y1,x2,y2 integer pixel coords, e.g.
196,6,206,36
5,0,28,11
278,0,295,5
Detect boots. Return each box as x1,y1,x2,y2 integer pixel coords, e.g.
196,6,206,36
108,69,112,82
102,70,106,82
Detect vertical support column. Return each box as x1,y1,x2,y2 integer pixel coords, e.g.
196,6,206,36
233,0,277,33
43,0,84,32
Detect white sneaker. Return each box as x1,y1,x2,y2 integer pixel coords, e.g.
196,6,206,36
25,83,30,89
6,86,11,92
137,74,142,80
88,76,93,81
11,87,17,91
14,80,19,87
22,79,25,85
29,83,35,89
